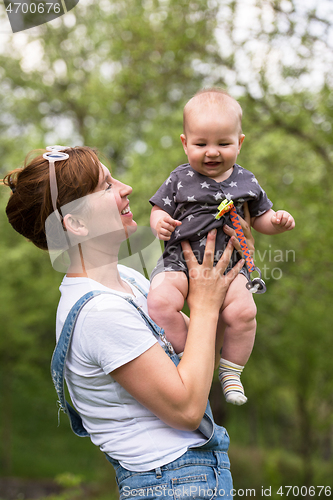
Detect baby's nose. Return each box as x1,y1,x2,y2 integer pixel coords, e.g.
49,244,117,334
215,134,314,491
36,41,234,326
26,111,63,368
206,147,219,157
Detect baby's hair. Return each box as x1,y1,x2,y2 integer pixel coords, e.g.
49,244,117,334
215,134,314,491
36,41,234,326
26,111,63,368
183,87,243,134
1,146,101,251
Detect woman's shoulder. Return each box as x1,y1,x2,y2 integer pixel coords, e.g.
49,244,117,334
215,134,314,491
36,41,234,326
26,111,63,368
57,267,150,325
118,265,150,292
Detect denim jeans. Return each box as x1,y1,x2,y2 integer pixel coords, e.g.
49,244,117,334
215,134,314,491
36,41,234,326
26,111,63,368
106,448,233,500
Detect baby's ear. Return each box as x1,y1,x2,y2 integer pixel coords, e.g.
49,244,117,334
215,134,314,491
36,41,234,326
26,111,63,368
180,134,188,154
238,134,245,153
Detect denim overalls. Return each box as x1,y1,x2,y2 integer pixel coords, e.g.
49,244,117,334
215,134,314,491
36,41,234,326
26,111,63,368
51,275,233,499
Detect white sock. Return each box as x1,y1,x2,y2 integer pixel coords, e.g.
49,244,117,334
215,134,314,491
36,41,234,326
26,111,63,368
219,358,248,405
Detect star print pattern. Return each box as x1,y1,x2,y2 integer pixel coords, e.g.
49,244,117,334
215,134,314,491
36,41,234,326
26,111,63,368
149,162,273,275
162,196,172,206
255,209,267,217
165,266,176,272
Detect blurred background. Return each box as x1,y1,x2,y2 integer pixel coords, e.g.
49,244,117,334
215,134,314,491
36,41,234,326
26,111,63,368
0,0,332,498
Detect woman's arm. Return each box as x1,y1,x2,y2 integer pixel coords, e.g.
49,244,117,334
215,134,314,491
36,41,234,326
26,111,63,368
111,231,244,431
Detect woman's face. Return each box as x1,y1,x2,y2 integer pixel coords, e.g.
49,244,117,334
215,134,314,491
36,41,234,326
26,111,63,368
83,164,137,243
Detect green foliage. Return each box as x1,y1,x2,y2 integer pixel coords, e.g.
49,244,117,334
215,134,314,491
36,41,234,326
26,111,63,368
0,0,333,493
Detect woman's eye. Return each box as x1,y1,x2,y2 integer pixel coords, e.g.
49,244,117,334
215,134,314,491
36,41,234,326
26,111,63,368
106,182,112,191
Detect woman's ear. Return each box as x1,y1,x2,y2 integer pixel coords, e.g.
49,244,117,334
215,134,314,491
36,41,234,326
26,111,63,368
63,214,89,237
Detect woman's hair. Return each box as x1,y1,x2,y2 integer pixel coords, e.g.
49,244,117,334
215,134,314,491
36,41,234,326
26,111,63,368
2,146,101,251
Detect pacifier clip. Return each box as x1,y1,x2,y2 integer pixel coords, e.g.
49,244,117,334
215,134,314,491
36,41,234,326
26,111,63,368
215,200,266,294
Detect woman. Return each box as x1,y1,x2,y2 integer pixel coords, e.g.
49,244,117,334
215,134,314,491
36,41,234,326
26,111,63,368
3,146,253,499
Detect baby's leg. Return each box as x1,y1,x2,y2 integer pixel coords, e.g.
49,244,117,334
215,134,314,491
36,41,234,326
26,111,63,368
147,271,188,354
217,273,257,405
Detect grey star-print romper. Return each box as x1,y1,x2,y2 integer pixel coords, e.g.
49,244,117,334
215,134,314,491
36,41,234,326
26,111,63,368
149,163,273,281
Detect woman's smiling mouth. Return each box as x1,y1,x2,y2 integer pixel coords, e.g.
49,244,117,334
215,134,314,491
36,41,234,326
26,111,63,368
121,205,131,215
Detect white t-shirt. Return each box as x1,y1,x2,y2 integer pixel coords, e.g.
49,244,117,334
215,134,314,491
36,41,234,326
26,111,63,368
56,265,205,472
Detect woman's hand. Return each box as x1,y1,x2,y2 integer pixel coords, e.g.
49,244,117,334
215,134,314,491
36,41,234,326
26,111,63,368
223,201,255,259
181,230,245,314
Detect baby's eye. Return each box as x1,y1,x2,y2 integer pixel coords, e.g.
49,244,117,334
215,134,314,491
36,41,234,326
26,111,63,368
196,143,206,147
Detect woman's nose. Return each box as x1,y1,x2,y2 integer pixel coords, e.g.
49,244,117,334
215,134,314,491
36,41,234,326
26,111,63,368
119,182,133,197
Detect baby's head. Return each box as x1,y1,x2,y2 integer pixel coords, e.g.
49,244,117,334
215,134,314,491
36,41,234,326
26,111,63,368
183,88,243,136
181,88,245,181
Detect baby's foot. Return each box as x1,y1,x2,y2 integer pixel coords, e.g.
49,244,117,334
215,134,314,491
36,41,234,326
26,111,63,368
219,358,248,406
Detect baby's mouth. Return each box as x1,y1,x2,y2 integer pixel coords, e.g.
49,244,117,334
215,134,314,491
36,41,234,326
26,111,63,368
205,161,221,166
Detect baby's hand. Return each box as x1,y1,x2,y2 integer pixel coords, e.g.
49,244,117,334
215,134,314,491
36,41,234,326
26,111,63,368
271,210,295,232
156,214,182,240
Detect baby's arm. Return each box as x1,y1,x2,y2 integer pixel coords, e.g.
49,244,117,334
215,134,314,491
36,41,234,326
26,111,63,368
252,209,295,235
150,205,182,241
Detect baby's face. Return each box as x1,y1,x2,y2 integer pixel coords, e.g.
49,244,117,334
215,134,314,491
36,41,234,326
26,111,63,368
180,105,244,183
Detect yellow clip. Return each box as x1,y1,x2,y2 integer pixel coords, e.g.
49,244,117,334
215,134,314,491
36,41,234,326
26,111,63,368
215,199,234,220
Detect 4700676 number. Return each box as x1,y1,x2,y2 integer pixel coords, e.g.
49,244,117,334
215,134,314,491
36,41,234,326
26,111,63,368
277,486,331,496
6,2,61,14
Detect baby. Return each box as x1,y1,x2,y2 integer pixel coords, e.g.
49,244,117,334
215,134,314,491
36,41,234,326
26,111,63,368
148,89,295,405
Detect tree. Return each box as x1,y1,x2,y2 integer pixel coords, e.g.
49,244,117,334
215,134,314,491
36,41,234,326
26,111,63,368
0,0,222,477
0,0,333,490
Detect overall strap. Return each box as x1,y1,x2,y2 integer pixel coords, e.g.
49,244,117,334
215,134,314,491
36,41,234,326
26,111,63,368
120,272,148,297
120,273,175,356
51,290,106,437
51,280,175,437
